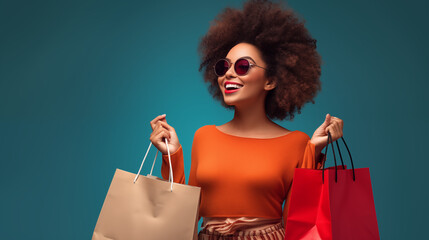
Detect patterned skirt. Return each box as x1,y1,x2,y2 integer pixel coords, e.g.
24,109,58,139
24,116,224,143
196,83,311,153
198,217,285,240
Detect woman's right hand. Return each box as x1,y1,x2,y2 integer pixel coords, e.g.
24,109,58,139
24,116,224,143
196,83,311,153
149,114,181,155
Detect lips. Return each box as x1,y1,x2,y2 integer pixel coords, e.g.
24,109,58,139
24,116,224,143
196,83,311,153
225,88,241,94
224,81,243,94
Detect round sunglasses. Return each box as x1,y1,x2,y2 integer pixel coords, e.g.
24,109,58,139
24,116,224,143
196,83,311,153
214,57,267,77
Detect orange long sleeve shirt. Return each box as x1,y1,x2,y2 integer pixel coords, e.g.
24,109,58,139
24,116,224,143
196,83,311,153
161,125,324,225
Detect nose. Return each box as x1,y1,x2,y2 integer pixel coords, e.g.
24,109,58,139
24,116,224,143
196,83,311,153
225,63,236,79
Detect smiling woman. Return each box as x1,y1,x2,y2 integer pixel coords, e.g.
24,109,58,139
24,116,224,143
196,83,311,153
198,1,321,121
215,43,275,110
148,0,345,239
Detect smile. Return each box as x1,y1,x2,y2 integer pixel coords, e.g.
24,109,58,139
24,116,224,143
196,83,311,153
225,88,241,94
224,82,243,94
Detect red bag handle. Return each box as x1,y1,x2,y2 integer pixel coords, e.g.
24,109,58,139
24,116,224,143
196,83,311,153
322,131,355,183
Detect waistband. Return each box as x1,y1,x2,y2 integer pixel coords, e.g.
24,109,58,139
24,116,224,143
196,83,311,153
198,221,284,240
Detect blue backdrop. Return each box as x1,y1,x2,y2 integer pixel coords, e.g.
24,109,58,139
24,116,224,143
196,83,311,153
1,0,428,239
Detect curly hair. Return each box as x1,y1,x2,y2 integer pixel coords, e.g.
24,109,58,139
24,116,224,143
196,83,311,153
198,0,322,121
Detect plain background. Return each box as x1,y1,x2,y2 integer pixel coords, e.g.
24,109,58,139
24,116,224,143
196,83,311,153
1,0,428,239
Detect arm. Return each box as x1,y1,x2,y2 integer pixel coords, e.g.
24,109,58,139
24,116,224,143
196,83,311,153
300,140,326,169
160,126,201,186
162,128,202,222
161,145,186,184
149,114,183,183
310,113,344,168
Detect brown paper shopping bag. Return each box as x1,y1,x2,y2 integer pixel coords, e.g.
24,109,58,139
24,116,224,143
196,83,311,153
92,139,201,240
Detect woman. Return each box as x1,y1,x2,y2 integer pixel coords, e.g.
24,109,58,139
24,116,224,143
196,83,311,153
150,0,343,239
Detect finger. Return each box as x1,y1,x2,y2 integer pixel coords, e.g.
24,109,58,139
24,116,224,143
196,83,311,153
326,127,335,142
158,121,175,132
332,119,343,137
153,121,161,132
325,125,336,140
156,120,169,130
331,117,343,129
151,117,161,130
330,117,339,125
325,125,331,135
150,126,163,139
150,114,166,127
161,129,171,139
328,119,340,131
333,123,344,140
150,114,167,129
150,128,166,141
338,123,343,137
322,113,331,127
333,123,341,140
155,129,171,141
336,121,342,134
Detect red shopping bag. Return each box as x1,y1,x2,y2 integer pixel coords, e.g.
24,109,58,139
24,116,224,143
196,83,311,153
285,133,380,240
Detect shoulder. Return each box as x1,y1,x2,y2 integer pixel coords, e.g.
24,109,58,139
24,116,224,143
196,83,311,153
191,125,217,150
292,130,311,141
287,130,311,148
194,125,214,135
193,125,215,140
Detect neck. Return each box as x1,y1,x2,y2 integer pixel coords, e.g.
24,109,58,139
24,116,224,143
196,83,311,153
229,99,272,131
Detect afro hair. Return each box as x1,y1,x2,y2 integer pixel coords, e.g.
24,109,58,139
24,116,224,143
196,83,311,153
198,0,322,120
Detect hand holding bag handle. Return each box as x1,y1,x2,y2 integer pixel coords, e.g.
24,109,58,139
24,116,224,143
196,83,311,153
322,131,355,183
133,138,174,191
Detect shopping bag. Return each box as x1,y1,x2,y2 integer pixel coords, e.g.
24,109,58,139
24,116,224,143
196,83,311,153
92,138,201,240
285,132,380,240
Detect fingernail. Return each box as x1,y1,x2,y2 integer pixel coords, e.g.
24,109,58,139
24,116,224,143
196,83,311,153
161,114,166,116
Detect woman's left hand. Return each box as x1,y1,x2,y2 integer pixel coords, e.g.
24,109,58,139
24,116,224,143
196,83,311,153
310,113,344,154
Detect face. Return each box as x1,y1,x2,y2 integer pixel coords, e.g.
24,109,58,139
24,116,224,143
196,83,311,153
217,42,275,108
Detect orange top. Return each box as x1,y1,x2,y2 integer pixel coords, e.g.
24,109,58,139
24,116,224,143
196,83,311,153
161,125,324,225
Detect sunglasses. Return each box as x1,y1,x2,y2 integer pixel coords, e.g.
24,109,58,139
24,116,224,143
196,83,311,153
214,57,267,77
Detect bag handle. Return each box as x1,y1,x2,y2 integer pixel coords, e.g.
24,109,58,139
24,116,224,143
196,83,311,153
133,139,174,192
321,131,355,183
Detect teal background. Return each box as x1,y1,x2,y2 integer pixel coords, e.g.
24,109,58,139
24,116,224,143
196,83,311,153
1,0,428,239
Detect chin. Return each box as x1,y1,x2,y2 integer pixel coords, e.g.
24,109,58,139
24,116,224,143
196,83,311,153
223,97,243,107
223,100,236,107
222,97,236,106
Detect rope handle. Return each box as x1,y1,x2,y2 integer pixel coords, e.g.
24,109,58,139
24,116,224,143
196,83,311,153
133,139,174,192
321,131,355,183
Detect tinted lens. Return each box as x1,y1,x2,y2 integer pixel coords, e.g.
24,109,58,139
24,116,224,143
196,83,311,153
214,59,229,76
235,59,250,75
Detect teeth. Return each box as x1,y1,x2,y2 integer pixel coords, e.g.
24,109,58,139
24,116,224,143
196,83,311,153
225,84,243,89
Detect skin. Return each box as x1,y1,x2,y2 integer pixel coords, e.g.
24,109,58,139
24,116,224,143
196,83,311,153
150,42,344,162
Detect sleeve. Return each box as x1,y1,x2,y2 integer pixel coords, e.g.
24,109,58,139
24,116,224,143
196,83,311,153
161,129,201,221
189,130,201,221
161,145,186,184
299,140,326,169
283,139,325,224
283,184,293,226
160,127,203,185
188,133,199,187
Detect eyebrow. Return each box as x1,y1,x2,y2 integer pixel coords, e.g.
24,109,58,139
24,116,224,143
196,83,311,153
225,56,257,64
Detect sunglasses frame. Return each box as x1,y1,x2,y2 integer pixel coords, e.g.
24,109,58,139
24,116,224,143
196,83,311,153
213,57,267,77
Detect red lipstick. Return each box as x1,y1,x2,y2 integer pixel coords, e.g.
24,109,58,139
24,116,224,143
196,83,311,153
224,81,243,94
225,88,241,94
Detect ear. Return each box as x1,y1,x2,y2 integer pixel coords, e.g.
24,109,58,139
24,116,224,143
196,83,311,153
264,78,276,91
